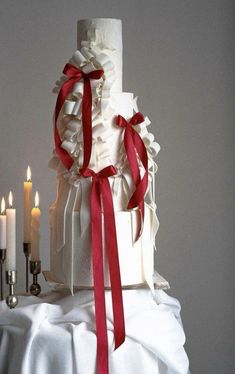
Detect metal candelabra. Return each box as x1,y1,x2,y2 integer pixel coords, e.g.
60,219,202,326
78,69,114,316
5,270,18,309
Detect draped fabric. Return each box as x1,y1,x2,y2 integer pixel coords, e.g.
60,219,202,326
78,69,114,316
0,290,190,374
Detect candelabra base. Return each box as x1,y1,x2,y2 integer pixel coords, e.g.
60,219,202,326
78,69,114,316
30,283,41,296
6,294,18,309
5,270,18,309
30,261,41,296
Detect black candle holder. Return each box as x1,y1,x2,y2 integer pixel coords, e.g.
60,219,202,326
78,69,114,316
0,249,6,301
23,242,31,293
30,260,41,296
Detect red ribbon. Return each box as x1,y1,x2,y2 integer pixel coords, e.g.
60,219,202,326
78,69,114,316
116,112,148,235
54,63,104,170
81,166,125,374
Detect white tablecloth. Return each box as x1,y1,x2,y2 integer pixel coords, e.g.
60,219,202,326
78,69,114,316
0,289,190,374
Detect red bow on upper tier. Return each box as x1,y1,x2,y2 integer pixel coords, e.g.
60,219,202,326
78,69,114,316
116,112,148,236
80,165,125,374
54,63,104,170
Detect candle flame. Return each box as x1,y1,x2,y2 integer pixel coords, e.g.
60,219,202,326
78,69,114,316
8,191,13,208
1,197,5,214
35,191,39,208
26,166,31,182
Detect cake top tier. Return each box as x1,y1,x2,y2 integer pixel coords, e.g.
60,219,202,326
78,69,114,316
77,18,123,92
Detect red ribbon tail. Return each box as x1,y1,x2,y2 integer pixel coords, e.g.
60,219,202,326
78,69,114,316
124,129,140,186
101,178,126,351
91,179,109,374
125,128,148,241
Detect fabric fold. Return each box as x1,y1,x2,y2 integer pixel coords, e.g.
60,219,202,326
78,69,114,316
0,289,190,374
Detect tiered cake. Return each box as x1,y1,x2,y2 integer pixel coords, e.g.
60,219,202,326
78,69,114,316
48,19,163,293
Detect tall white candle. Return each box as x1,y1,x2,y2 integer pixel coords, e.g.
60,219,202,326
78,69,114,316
0,198,6,249
24,166,32,243
6,191,16,271
31,191,41,261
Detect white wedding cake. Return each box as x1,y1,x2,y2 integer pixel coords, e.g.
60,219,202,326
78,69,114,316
0,18,190,374
48,18,165,293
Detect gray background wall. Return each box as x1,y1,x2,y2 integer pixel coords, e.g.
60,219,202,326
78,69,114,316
0,1,234,373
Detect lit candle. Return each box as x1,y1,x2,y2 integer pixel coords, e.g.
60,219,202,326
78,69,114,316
0,198,6,249
24,166,32,243
31,192,41,261
6,191,16,271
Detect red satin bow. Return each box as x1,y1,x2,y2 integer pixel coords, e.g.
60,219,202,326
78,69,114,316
81,166,125,374
116,112,148,236
54,63,104,170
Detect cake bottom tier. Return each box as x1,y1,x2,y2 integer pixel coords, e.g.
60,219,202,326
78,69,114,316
0,289,190,374
50,204,157,290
